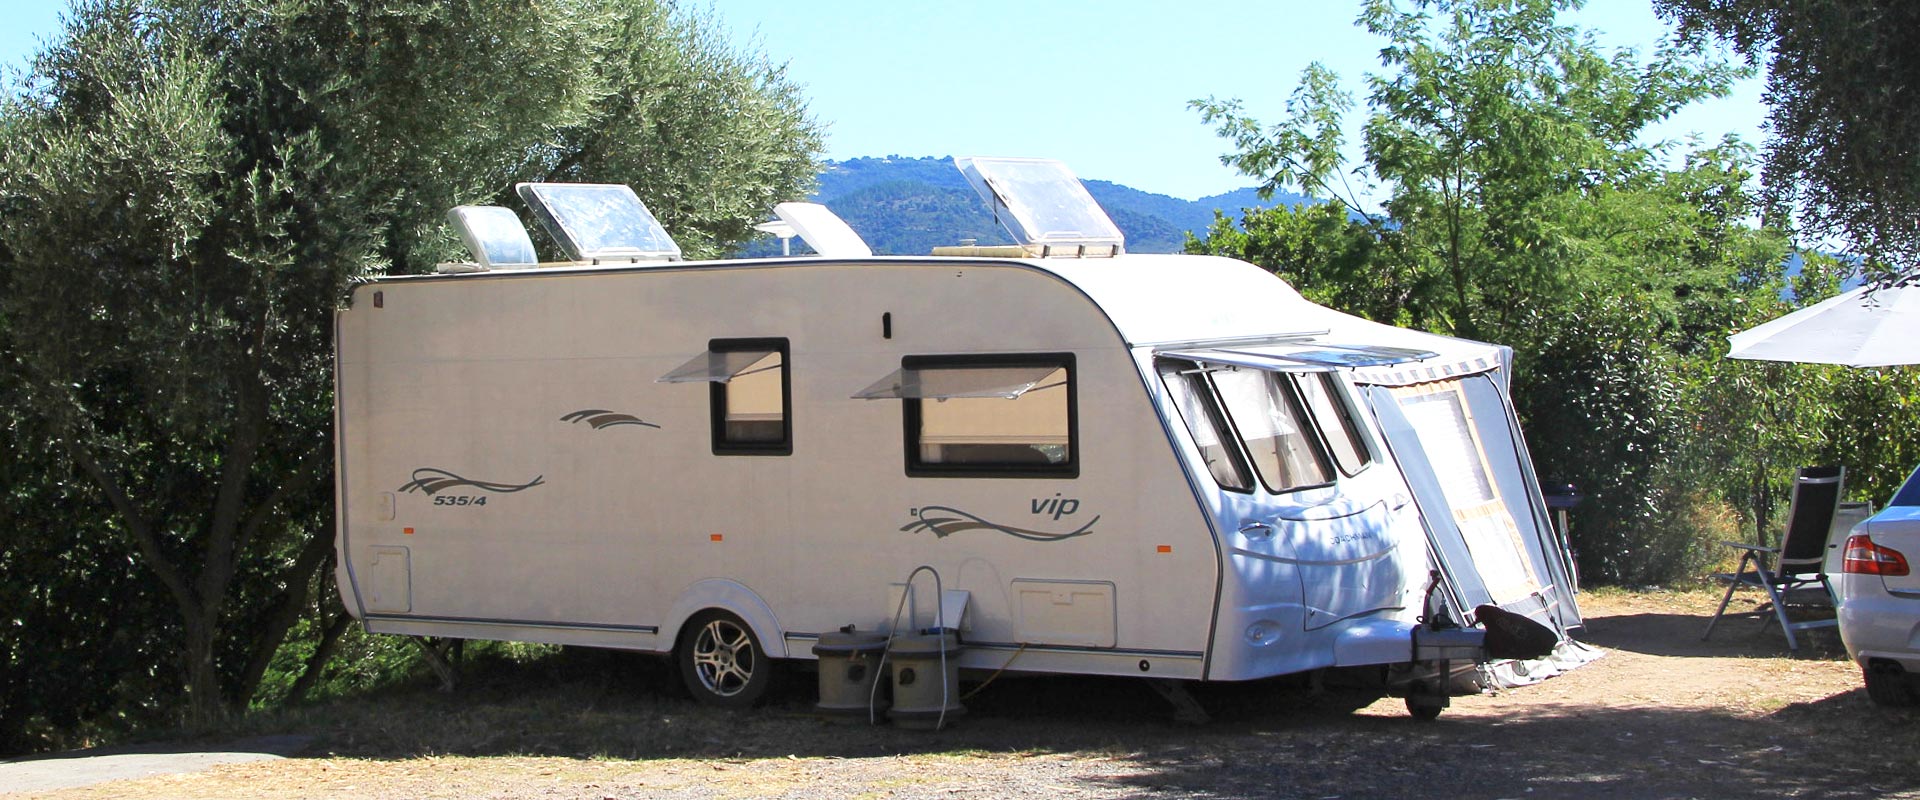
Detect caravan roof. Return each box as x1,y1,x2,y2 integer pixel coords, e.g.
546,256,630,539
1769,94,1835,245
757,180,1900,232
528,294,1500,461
981,253,1510,384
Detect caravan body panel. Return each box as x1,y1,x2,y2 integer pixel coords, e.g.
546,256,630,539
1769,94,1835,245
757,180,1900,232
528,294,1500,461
336,259,1222,678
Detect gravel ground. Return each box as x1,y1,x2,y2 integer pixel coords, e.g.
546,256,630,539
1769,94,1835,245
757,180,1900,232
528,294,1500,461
7,589,1918,800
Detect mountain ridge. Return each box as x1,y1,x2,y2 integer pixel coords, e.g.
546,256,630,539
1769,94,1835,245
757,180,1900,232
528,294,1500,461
741,155,1310,256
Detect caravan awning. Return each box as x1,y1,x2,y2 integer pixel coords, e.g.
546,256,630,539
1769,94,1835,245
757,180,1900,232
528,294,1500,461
657,348,782,383
1161,343,1438,371
853,365,1060,400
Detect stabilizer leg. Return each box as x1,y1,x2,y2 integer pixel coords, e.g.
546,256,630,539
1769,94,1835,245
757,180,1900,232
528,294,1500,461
1145,679,1211,726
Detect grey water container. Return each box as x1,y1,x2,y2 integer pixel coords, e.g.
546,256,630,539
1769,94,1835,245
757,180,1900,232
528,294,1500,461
812,628,890,720
887,631,964,730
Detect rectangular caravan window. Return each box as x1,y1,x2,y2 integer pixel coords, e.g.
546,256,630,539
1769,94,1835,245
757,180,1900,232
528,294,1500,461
1210,367,1332,493
865,354,1075,477
1294,373,1371,476
1157,360,1252,491
658,338,791,455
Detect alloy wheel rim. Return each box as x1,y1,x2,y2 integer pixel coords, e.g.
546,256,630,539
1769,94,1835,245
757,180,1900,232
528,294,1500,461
691,619,754,696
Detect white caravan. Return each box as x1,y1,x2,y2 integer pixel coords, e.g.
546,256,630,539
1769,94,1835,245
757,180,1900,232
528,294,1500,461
333,159,1583,718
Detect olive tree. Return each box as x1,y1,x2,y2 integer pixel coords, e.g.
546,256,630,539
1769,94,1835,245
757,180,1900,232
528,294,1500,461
0,0,819,729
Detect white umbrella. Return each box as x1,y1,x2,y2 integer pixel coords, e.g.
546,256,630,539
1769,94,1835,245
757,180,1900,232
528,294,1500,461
1727,282,1920,367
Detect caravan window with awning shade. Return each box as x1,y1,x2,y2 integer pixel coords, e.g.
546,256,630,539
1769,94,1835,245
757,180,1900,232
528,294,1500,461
658,338,791,455
865,354,1076,477
853,365,1058,400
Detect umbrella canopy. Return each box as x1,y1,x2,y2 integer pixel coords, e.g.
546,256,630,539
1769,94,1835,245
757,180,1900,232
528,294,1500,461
1728,282,1920,367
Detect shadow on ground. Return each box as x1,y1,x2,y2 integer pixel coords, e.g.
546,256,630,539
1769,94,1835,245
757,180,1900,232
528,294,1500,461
216,637,1920,800
1578,607,1847,659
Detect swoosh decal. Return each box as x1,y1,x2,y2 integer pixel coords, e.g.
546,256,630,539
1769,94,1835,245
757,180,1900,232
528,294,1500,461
561,409,661,429
902,505,1097,542
399,468,546,495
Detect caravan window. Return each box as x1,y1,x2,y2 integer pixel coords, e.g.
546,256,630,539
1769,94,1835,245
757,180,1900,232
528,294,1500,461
1157,360,1253,491
657,338,791,455
713,340,789,454
880,354,1076,477
1211,367,1332,493
1294,373,1371,476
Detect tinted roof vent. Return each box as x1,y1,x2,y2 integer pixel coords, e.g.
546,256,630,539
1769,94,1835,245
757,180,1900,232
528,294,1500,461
441,205,538,273
753,202,872,258
952,157,1124,257
516,182,682,264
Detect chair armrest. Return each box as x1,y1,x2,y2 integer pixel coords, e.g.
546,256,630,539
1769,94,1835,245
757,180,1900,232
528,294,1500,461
1719,541,1780,554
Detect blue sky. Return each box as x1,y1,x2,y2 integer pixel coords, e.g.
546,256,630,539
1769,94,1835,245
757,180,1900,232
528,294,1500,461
0,0,1765,202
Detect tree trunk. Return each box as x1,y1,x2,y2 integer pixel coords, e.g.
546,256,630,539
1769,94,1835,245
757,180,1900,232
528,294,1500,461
182,612,226,725
235,533,337,707
287,610,353,705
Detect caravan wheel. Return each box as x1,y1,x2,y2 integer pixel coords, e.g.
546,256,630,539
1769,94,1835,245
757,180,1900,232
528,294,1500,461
1405,696,1443,721
678,610,773,708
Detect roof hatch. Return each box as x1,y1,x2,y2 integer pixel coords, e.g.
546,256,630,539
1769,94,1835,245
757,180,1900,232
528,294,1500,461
516,182,682,264
951,157,1124,258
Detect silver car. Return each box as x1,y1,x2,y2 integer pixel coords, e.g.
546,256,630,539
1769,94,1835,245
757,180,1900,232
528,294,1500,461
1837,467,1920,706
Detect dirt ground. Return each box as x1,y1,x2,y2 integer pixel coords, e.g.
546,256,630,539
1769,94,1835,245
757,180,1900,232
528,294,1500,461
7,589,1919,799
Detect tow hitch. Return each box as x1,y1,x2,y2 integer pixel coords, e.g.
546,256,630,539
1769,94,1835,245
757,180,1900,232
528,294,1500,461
1400,572,1560,720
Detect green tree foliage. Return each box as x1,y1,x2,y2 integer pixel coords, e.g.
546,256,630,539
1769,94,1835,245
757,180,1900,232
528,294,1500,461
1657,0,1920,274
1682,256,1920,532
1183,202,1408,324
0,0,818,742
1194,0,1746,342
1190,0,1822,584
1517,294,1700,582
0,367,179,753
530,3,822,261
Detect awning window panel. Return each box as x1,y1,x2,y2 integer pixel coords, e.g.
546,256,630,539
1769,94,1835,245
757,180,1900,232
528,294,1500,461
853,365,1060,400
658,348,781,383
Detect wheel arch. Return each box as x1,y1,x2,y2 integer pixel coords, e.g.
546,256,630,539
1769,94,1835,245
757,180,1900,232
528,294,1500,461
661,579,789,658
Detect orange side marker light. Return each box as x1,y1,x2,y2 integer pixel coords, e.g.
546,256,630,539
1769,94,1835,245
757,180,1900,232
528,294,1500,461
1156,545,1172,553
711,533,724,542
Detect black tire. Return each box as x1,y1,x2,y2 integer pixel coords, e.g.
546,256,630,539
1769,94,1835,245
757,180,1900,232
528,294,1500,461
677,610,774,708
1863,663,1918,707
1406,696,1443,721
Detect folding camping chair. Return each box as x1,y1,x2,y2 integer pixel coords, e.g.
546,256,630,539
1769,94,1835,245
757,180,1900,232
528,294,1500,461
1702,465,1844,651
